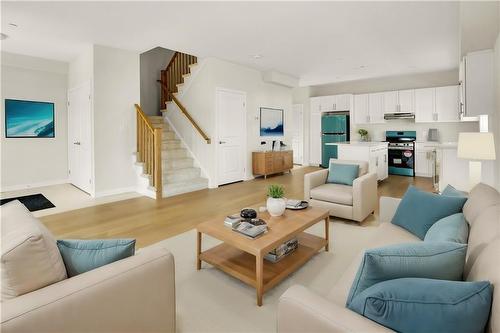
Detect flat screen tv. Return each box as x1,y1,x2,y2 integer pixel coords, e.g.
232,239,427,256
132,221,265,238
5,99,55,138
260,107,284,138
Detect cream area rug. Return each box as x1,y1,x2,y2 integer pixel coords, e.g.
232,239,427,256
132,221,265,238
154,218,381,333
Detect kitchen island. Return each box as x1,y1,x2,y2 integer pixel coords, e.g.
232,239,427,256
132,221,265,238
325,142,388,181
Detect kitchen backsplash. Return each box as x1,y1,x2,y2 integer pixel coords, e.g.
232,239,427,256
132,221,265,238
352,121,479,143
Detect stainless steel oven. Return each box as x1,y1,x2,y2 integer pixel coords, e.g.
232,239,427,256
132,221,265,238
386,131,416,177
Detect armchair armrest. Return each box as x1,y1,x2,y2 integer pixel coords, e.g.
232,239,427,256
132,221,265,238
304,169,329,200
1,245,175,333
352,172,378,222
379,196,402,224
278,285,393,333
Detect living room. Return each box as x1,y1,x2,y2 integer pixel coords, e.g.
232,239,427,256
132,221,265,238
1,2,500,333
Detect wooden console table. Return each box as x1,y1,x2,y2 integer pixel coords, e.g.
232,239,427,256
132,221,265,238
252,150,293,178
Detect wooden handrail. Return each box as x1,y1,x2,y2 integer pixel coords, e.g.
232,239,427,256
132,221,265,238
135,104,162,199
171,94,211,144
158,51,211,144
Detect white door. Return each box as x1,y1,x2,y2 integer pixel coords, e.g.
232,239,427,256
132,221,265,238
368,93,385,124
398,90,415,113
216,89,246,185
291,104,304,165
354,94,369,124
435,86,459,122
415,88,435,123
310,112,322,165
383,91,399,113
68,82,92,194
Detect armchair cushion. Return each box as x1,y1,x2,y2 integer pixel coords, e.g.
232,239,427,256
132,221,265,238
310,183,353,205
327,163,359,186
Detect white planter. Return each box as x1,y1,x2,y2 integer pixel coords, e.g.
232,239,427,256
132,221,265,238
266,197,286,217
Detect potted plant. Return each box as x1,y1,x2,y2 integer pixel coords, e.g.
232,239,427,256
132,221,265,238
358,128,369,142
266,184,286,217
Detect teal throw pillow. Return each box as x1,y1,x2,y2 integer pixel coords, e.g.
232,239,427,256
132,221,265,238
391,186,468,239
327,163,359,186
346,241,467,306
57,239,136,277
424,213,469,244
348,278,492,333
442,184,468,198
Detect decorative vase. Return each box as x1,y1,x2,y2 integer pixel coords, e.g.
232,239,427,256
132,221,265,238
267,197,286,217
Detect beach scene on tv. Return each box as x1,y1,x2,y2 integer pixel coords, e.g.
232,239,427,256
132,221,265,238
260,107,284,137
5,99,55,138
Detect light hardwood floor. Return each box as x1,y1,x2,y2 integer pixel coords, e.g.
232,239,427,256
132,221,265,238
41,166,433,248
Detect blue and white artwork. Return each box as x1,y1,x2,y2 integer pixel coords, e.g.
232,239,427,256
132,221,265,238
5,99,55,138
260,107,284,137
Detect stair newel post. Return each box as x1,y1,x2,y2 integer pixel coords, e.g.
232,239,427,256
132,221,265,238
154,127,163,199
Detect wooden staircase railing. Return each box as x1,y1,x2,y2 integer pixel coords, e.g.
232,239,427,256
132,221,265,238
158,52,211,144
135,104,162,199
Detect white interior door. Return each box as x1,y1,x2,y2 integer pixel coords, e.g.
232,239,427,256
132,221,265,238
291,104,304,165
216,89,246,186
68,82,92,194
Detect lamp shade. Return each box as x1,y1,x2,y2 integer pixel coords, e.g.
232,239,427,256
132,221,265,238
457,132,496,160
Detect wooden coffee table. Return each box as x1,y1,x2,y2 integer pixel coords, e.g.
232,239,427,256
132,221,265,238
196,207,330,306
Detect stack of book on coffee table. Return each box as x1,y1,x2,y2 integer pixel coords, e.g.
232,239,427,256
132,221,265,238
265,238,299,263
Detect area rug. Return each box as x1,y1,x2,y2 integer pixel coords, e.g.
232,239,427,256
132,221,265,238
152,218,381,332
0,193,55,212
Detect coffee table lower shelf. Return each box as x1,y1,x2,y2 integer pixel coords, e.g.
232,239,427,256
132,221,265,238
199,232,327,303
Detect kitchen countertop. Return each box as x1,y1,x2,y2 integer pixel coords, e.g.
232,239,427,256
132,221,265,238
324,141,388,147
416,141,458,149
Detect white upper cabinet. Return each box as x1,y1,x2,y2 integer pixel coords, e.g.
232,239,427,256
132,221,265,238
320,95,336,112
353,94,369,124
334,94,351,111
383,91,399,113
368,93,385,124
435,86,459,122
398,90,415,113
415,88,435,123
462,49,494,117
312,94,352,113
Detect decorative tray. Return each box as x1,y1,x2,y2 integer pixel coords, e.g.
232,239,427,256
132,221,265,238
285,201,309,210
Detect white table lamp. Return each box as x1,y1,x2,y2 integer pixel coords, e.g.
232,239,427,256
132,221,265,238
457,132,496,189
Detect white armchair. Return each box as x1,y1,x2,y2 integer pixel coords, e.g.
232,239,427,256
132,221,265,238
304,159,377,222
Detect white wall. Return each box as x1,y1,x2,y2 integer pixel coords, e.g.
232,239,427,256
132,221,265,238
495,32,500,191
68,46,93,90
1,52,69,190
166,58,293,187
92,45,140,196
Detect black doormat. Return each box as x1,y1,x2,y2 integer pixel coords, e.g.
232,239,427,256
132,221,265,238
0,194,55,212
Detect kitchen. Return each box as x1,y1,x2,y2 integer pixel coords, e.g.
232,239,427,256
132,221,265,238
308,49,496,192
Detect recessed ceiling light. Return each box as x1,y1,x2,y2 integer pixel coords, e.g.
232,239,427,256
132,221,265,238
359,65,367,69
8,23,18,28
0,33,8,40
252,54,263,59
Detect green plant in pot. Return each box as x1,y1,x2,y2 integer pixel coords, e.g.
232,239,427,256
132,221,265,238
267,184,286,217
358,129,369,142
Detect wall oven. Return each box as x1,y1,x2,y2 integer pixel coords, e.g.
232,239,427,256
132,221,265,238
386,131,416,177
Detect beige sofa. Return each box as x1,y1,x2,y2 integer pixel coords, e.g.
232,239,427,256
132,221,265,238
304,159,377,222
1,201,176,333
278,183,500,333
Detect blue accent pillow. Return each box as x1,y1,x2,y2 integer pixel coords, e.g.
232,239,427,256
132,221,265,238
442,184,468,198
424,213,469,244
346,242,467,305
348,278,492,333
391,186,468,239
57,239,136,277
327,163,359,186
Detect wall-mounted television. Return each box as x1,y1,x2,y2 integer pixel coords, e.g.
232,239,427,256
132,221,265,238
260,107,284,138
5,99,55,138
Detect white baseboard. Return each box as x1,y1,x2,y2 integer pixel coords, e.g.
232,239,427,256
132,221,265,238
94,186,138,198
1,179,69,192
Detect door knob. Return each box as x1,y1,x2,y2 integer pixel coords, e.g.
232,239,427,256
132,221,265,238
73,142,81,145
219,141,226,144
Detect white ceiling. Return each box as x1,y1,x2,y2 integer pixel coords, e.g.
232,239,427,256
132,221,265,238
1,1,460,86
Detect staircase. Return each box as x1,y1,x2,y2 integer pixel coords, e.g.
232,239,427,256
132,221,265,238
147,116,208,197
135,52,210,199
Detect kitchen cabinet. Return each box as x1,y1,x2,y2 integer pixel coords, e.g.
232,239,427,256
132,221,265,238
334,94,351,111
309,112,322,165
337,142,389,181
383,90,414,114
353,94,369,124
368,93,385,124
415,88,435,123
415,142,438,177
383,91,399,113
461,49,494,117
435,86,459,122
313,94,352,113
320,95,336,112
